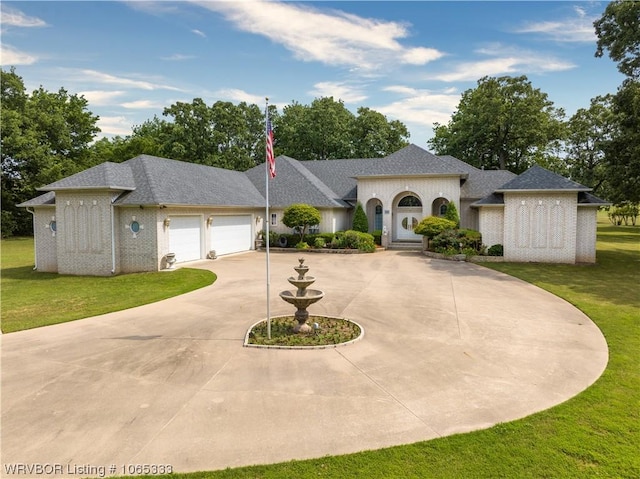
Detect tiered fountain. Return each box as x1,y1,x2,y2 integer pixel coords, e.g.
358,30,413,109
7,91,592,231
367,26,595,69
279,258,324,333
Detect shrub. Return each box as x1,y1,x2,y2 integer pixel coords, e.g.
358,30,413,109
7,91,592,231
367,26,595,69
414,216,457,239
329,230,375,252
313,237,326,248
444,201,460,227
295,241,310,249
372,229,382,245
431,228,482,253
488,244,504,256
607,203,639,226
352,202,369,232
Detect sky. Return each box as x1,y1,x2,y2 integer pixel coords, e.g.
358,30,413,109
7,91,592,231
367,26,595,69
1,1,625,148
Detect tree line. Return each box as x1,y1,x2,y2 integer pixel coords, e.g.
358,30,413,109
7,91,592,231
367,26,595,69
2,0,638,236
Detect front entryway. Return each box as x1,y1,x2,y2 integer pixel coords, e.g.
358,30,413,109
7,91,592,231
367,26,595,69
395,212,421,240
394,194,423,242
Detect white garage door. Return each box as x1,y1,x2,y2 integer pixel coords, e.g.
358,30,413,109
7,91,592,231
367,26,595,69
169,216,202,263
211,215,252,256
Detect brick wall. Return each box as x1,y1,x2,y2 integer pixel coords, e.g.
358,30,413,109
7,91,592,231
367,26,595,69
32,207,58,272
576,207,598,263
55,191,116,276
504,192,578,263
478,207,504,249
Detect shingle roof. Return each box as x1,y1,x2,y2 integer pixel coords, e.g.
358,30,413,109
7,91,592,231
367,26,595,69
578,191,610,206
115,155,265,207
245,156,348,208
38,162,136,191
497,165,590,192
462,170,518,199
17,191,56,207
471,193,505,207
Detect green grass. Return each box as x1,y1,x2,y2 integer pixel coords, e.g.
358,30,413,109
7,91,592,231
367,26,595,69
133,215,638,479
0,237,216,333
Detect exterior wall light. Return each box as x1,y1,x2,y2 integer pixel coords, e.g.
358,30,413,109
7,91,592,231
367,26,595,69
207,216,214,227
163,217,171,228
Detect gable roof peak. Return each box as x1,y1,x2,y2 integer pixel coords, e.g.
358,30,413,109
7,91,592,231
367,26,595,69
497,164,591,192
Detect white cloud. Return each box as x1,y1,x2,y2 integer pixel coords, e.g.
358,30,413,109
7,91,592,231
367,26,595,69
78,90,126,106
195,0,443,71
70,69,184,91
377,86,461,132
214,88,266,105
309,81,368,103
0,6,47,28
191,29,206,38
161,53,196,61
0,44,38,65
121,99,166,110
97,116,135,137
429,45,576,82
514,5,597,43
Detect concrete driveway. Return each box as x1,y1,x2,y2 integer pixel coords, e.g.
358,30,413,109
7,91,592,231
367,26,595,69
1,251,608,477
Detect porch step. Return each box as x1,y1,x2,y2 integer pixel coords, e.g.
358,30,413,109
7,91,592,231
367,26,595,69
387,242,423,251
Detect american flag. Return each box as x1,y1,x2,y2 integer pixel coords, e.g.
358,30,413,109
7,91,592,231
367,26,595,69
266,118,275,178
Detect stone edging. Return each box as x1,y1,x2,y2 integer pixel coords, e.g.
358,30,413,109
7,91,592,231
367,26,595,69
243,315,365,350
423,251,505,262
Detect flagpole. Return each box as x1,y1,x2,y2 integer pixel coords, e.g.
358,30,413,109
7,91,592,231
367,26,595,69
265,98,271,340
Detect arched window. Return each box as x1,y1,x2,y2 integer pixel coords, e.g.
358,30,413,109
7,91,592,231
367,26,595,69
439,203,447,216
398,195,422,207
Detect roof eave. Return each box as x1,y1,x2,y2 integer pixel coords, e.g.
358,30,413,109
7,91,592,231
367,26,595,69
496,188,590,193
38,186,136,192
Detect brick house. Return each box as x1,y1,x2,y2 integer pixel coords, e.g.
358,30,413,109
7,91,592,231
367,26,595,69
20,144,606,275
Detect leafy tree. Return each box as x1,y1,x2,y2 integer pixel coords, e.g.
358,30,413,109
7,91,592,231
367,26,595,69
444,202,460,228
595,0,640,79
275,97,409,160
351,107,409,158
428,75,566,173
352,202,369,232
282,203,321,243
1,67,100,235
602,79,640,204
565,95,615,196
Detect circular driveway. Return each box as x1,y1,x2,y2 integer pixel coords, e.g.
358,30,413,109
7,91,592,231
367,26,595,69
1,251,608,476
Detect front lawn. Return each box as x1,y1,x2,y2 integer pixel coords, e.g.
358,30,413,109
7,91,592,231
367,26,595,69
0,237,216,333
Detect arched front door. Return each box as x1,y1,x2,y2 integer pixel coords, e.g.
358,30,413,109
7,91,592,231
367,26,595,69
395,194,422,241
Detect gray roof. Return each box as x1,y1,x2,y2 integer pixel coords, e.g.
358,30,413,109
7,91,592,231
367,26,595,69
24,145,604,212
462,170,518,199
115,155,264,207
354,144,466,177
578,191,610,206
17,191,56,207
497,165,591,192
245,156,348,208
471,193,505,207
39,162,136,191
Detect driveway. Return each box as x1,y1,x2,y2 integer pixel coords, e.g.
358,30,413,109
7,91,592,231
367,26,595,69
1,251,608,477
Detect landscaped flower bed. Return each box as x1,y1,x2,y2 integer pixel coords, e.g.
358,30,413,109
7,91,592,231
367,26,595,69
245,315,363,348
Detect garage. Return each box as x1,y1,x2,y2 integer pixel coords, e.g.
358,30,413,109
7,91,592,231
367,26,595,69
211,215,252,256
169,216,202,263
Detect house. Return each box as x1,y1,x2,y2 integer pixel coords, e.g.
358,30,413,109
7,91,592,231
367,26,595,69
19,144,607,275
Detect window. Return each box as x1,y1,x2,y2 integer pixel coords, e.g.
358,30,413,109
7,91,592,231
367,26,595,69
398,195,422,207
271,213,277,226
439,204,447,216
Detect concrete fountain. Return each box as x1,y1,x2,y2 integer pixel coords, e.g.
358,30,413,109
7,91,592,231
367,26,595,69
279,258,324,333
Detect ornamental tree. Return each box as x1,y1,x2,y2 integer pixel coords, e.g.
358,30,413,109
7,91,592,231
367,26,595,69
282,203,321,244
